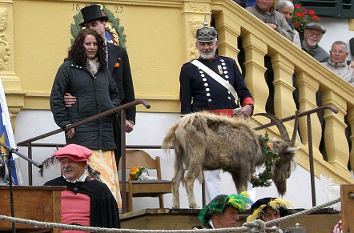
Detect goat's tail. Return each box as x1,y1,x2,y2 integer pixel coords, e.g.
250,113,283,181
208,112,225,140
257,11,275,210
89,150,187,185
162,124,178,150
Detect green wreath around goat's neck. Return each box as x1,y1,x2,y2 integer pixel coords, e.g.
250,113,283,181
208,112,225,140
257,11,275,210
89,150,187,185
251,132,280,187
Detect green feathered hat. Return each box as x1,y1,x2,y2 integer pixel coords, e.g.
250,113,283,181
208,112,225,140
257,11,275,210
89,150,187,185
198,192,252,227
247,197,290,222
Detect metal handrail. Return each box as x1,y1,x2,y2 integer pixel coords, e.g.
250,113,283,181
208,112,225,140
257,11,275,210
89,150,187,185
253,104,338,207
16,99,150,189
17,100,150,146
17,103,339,211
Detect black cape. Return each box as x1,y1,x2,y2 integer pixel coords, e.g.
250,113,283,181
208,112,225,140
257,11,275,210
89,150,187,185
44,177,120,228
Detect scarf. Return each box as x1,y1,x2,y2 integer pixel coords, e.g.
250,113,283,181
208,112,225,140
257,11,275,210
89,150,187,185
86,58,100,76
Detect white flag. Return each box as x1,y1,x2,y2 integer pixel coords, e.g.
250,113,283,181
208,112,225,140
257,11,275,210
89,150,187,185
0,78,23,185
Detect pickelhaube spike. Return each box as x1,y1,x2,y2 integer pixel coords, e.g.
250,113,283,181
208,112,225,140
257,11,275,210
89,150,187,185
203,16,208,27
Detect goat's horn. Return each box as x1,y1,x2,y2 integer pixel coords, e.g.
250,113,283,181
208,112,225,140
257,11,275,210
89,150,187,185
255,113,290,142
290,111,300,145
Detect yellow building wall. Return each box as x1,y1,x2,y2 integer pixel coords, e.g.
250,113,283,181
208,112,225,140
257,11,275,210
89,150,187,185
1,0,353,184
11,0,185,112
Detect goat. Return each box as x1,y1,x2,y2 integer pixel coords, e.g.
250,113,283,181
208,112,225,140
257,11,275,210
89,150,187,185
162,112,297,208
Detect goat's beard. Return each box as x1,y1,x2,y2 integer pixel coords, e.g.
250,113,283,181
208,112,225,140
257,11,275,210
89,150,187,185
272,147,295,195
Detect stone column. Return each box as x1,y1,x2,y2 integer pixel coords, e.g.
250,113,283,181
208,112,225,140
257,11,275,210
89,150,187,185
296,72,322,158
213,10,241,64
182,1,211,60
322,90,350,171
0,1,24,128
242,33,268,113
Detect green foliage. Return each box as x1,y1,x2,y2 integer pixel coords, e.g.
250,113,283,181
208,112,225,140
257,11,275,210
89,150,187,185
69,5,126,47
291,4,320,34
102,7,126,47
251,132,280,188
70,13,83,45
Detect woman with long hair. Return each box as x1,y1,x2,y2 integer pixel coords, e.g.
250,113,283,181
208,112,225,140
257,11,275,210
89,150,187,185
50,28,122,206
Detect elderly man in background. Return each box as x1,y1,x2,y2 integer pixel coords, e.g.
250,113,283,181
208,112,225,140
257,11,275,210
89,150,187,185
322,41,354,85
196,193,252,229
44,144,120,231
301,22,329,62
247,0,294,41
275,0,301,47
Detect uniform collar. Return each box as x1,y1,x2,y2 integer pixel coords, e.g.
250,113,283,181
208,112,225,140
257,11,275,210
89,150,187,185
198,56,219,63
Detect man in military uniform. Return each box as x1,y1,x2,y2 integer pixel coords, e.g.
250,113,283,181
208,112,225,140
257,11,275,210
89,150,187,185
179,21,254,202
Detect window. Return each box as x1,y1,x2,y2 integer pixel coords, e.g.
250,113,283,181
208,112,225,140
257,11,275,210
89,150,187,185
294,0,354,18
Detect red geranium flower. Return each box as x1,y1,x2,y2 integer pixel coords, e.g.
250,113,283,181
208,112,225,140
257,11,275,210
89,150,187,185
308,9,316,16
295,12,305,17
312,15,319,21
291,3,320,33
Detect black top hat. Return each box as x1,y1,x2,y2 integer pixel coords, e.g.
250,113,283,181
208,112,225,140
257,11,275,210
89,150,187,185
80,5,108,27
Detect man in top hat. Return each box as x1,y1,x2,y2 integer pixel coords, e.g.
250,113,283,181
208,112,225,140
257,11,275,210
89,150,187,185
247,197,289,223
197,192,252,229
64,4,136,167
44,144,120,230
179,21,254,203
301,22,329,62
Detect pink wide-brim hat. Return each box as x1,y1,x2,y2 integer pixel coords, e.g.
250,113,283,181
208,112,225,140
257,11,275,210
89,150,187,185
54,144,92,162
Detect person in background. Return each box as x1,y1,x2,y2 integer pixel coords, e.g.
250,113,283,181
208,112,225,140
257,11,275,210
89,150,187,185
44,144,119,231
247,197,290,232
196,192,252,229
64,4,136,168
0,156,7,185
275,0,301,47
301,22,329,62
179,21,254,203
331,220,343,233
234,0,256,7
247,0,294,42
321,41,354,85
50,28,122,206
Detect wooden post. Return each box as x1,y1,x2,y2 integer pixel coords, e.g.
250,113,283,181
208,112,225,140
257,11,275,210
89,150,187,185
340,184,354,233
0,186,64,233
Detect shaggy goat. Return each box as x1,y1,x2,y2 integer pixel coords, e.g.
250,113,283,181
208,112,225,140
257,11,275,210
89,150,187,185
162,112,296,208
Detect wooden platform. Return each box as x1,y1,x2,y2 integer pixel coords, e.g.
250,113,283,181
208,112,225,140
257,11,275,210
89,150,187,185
120,208,341,233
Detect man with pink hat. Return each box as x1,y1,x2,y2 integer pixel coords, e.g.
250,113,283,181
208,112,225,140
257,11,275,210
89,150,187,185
44,144,119,231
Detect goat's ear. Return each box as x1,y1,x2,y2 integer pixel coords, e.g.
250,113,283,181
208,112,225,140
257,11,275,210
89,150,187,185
286,146,298,152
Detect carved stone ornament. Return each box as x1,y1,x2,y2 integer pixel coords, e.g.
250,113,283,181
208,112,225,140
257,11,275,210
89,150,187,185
188,19,204,60
0,34,10,70
185,3,210,12
0,8,9,70
0,8,8,32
